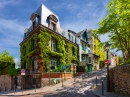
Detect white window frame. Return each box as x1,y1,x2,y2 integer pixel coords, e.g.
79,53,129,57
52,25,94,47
32,58,38,71
51,40,57,52
50,59,58,70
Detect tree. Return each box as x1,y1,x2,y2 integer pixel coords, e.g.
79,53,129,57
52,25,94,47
0,51,16,75
95,0,130,61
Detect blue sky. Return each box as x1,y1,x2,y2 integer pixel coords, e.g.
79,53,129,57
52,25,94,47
0,0,117,64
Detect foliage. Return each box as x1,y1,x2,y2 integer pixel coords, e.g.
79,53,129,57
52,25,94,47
94,0,130,61
92,35,106,63
76,66,85,72
117,56,124,65
20,28,78,72
0,51,16,75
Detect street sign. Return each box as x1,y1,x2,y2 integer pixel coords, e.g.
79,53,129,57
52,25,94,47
104,59,110,65
21,69,25,75
63,66,66,69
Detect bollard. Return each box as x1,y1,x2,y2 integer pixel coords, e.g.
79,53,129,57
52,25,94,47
88,72,89,77
0,86,1,92
102,80,104,96
62,73,63,87
96,76,98,87
74,76,75,82
5,83,6,91
35,85,36,92
14,85,15,94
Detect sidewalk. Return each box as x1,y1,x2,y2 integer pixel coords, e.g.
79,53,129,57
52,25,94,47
92,80,129,97
0,74,83,96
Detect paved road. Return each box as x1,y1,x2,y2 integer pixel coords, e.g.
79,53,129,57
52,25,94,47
19,90,97,97
19,69,107,97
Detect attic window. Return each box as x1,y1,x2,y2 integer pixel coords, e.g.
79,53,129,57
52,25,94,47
47,15,58,32
51,23,56,31
30,13,39,30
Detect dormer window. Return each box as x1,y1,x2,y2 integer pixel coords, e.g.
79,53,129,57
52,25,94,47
30,13,39,30
68,33,73,41
51,22,56,31
47,15,58,32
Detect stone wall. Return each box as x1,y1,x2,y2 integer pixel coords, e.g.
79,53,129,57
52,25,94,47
21,74,42,89
109,66,130,94
0,75,14,91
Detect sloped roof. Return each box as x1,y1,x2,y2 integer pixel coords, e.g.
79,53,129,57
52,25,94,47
75,30,84,37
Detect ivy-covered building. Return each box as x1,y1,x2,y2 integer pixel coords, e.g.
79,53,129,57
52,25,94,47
20,4,79,74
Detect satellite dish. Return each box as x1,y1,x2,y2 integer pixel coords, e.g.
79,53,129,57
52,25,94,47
24,28,28,33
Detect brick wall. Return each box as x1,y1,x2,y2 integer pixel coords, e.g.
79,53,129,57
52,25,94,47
109,66,130,94
42,72,72,78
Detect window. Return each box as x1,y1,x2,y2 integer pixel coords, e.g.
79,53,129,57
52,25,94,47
72,47,75,56
82,34,86,41
32,39,36,50
33,21,36,29
82,43,86,51
26,64,28,69
50,59,58,70
82,55,86,61
36,17,39,26
51,23,56,31
51,40,57,52
32,58,38,71
88,57,92,63
30,13,39,30
23,46,26,55
68,33,73,41
94,57,98,63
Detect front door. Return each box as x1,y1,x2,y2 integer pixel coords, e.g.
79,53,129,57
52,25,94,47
16,76,21,89
88,64,92,72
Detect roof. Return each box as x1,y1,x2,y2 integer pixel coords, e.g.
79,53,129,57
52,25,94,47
75,30,84,37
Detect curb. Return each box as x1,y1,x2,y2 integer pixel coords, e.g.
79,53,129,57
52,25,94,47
0,90,55,96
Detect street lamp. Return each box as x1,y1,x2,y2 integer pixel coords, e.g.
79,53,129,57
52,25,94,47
105,42,111,92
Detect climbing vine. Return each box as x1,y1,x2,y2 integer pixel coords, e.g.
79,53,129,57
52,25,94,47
20,28,78,72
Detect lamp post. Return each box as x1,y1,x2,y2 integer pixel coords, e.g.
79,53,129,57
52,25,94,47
105,42,111,92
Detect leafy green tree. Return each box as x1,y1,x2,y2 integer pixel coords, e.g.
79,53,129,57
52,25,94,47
95,0,130,61
0,51,17,75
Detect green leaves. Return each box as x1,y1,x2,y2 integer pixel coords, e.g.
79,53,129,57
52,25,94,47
95,0,130,60
0,51,15,75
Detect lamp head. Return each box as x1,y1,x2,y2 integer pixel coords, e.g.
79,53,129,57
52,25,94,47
105,42,111,50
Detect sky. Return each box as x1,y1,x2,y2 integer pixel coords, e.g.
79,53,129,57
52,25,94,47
0,0,119,64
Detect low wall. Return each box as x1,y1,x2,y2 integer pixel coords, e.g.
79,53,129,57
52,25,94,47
0,75,14,91
42,72,72,78
109,65,130,95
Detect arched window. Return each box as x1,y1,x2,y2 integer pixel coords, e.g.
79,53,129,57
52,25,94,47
32,58,38,71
